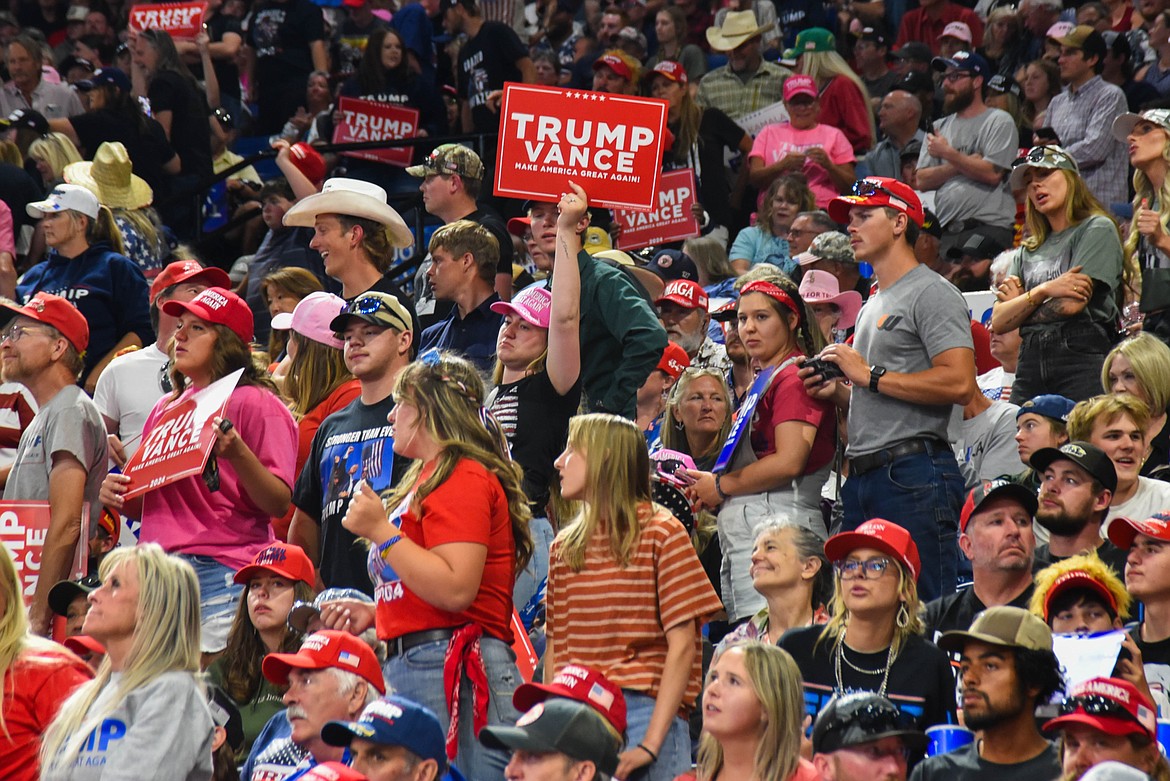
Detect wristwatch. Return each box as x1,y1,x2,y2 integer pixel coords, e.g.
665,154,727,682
869,365,887,393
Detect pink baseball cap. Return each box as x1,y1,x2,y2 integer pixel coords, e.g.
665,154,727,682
784,74,818,101
939,21,972,43
271,291,346,349
798,269,862,331
1046,21,1074,41
162,287,254,344
490,285,552,328
656,279,709,310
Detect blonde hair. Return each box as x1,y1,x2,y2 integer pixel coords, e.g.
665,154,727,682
1029,552,1131,622
661,368,732,462
554,413,652,571
283,333,354,419
0,547,64,737
818,557,923,657
696,642,803,781
28,132,81,179
384,352,533,572
1126,119,1170,303
1102,332,1170,413
1023,168,1138,296
798,50,877,147
40,545,202,772
1067,393,1151,442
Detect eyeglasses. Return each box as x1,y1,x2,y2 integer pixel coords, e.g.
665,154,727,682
1,324,54,343
787,227,819,237
1058,695,1140,724
835,557,895,580
943,71,974,83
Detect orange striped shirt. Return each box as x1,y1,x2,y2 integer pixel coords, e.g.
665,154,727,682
546,505,723,711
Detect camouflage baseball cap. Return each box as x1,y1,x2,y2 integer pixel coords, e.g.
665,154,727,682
406,143,484,180
805,231,856,265
1009,145,1079,190
1112,108,1170,142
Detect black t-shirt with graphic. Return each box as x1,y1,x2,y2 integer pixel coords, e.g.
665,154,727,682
456,21,527,134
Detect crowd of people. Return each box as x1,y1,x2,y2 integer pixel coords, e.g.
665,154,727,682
7,0,1170,779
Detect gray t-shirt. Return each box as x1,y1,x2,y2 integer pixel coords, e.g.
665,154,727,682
849,264,974,456
952,400,1023,488
919,107,1017,228
1007,214,1123,331
3,384,106,529
40,671,214,781
909,739,1060,781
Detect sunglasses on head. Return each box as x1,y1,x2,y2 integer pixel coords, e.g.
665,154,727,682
1058,694,1139,724
851,179,901,201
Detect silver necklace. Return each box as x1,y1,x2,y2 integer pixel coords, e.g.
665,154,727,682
833,637,896,697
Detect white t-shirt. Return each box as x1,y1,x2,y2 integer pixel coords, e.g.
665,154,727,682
1105,476,1170,535
92,343,169,459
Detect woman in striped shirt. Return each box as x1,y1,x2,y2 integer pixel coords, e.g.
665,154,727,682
548,413,723,781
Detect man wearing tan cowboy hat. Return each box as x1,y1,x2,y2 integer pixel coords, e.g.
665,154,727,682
283,177,419,336
697,10,790,121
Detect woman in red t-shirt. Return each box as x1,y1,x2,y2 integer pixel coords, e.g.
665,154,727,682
337,350,532,781
688,276,835,624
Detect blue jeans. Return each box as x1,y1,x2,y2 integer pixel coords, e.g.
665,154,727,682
514,516,554,630
623,689,693,781
1010,322,1113,405
841,446,965,602
179,554,243,653
384,635,520,781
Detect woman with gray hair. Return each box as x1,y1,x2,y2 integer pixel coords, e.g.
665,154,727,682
718,518,833,649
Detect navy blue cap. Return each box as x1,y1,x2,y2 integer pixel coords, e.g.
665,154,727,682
932,50,990,79
643,249,698,282
76,67,130,93
322,696,447,771
1016,394,1076,423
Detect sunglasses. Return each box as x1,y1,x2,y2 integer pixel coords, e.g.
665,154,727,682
851,179,902,201
1059,694,1140,724
822,700,912,737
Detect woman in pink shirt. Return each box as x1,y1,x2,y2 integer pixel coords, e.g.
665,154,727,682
748,75,856,210
100,287,297,658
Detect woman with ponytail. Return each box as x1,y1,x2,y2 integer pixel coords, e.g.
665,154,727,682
686,274,835,624
1116,109,1170,342
334,349,533,781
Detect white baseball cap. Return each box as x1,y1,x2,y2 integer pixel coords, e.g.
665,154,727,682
27,183,99,220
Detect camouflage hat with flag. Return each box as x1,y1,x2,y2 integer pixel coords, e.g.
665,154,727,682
1009,145,1079,190
406,143,484,180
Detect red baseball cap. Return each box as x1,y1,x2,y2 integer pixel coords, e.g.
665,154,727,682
647,60,687,85
263,630,386,694
1042,569,1119,621
162,287,254,343
298,762,369,781
784,74,818,101
656,279,709,310
507,216,532,237
1107,511,1170,550
513,664,627,734
233,542,316,586
1044,677,1156,740
958,478,1038,533
657,341,690,380
829,177,925,228
149,260,231,305
1,291,89,353
64,635,106,657
593,53,633,81
824,519,921,582
289,142,326,185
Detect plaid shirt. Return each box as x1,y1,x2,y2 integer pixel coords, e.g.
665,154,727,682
696,61,791,122
1047,75,1130,206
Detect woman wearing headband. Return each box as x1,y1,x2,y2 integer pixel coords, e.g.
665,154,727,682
686,276,834,624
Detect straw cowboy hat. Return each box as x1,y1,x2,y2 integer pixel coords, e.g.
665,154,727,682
63,141,152,210
706,10,774,52
283,177,413,248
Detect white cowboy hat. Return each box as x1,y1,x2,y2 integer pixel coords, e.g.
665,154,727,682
63,141,152,210
283,177,413,248
706,10,774,52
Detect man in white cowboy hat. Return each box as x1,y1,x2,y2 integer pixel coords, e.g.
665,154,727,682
697,10,791,121
283,177,419,336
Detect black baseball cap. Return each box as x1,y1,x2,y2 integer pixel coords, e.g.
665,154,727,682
1030,441,1118,493
812,692,927,755
946,231,1007,261
48,574,101,618
480,699,623,776
893,41,931,64
0,108,48,134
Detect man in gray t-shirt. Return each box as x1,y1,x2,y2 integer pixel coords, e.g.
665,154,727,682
811,177,976,601
0,292,106,636
917,51,1017,256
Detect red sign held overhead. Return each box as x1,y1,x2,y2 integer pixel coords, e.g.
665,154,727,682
333,97,420,168
128,2,207,37
120,369,242,500
494,83,670,211
614,169,700,250
0,502,88,607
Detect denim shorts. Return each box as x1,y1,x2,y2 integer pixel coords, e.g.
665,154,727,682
179,554,243,653
623,689,693,781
